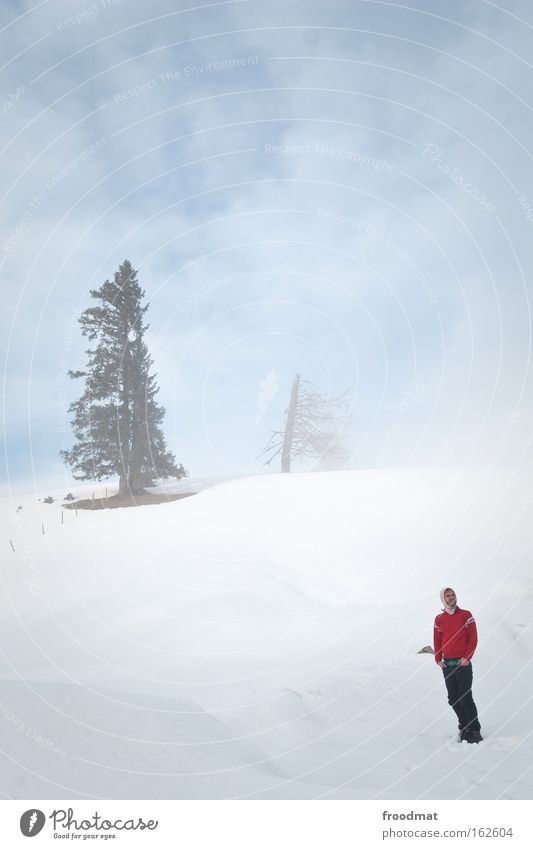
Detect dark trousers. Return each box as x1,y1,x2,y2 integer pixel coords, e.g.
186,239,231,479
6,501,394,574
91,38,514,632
442,662,481,732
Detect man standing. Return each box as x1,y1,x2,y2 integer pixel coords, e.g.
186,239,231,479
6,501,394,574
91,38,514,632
434,587,483,743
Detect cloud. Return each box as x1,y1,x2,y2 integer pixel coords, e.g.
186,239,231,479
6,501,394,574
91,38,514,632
2,0,533,489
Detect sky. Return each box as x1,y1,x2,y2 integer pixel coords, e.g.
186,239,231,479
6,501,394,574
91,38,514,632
2,0,533,493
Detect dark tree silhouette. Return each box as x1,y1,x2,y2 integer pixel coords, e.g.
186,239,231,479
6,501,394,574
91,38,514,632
60,260,186,495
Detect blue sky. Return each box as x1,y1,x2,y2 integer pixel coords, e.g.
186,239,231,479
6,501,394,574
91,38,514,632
2,0,533,493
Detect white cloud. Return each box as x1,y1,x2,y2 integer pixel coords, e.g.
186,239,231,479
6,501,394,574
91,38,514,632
2,0,533,486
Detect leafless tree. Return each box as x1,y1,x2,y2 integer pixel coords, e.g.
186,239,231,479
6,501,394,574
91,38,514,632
259,373,350,472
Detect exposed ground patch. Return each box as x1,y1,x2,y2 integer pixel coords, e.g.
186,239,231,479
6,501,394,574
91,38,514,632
64,491,196,510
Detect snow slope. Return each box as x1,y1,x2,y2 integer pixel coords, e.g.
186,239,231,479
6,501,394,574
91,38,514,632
1,469,532,799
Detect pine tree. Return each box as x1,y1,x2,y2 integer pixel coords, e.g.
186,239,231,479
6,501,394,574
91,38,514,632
60,260,186,495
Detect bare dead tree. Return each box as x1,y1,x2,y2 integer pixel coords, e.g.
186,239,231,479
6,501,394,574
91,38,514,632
258,373,350,472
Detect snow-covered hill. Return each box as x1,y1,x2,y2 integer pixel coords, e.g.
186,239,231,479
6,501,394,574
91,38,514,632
1,470,532,799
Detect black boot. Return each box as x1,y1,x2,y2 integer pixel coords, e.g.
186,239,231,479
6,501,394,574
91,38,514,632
468,730,483,743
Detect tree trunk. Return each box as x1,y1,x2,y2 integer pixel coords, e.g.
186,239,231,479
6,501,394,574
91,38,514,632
281,373,300,472
118,472,145,496
129,474,146,495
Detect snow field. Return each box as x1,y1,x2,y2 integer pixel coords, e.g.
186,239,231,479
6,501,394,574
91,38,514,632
1,469,532,798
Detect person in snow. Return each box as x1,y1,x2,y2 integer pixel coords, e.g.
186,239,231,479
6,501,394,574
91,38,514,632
434,587,483,743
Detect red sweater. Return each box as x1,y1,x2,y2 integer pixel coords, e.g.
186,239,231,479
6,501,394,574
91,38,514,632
433,606,478,663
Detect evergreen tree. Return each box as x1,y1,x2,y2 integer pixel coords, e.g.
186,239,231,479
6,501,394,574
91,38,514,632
60,260,185,495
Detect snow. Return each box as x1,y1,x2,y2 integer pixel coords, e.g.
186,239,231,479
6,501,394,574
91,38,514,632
1,469,532,799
